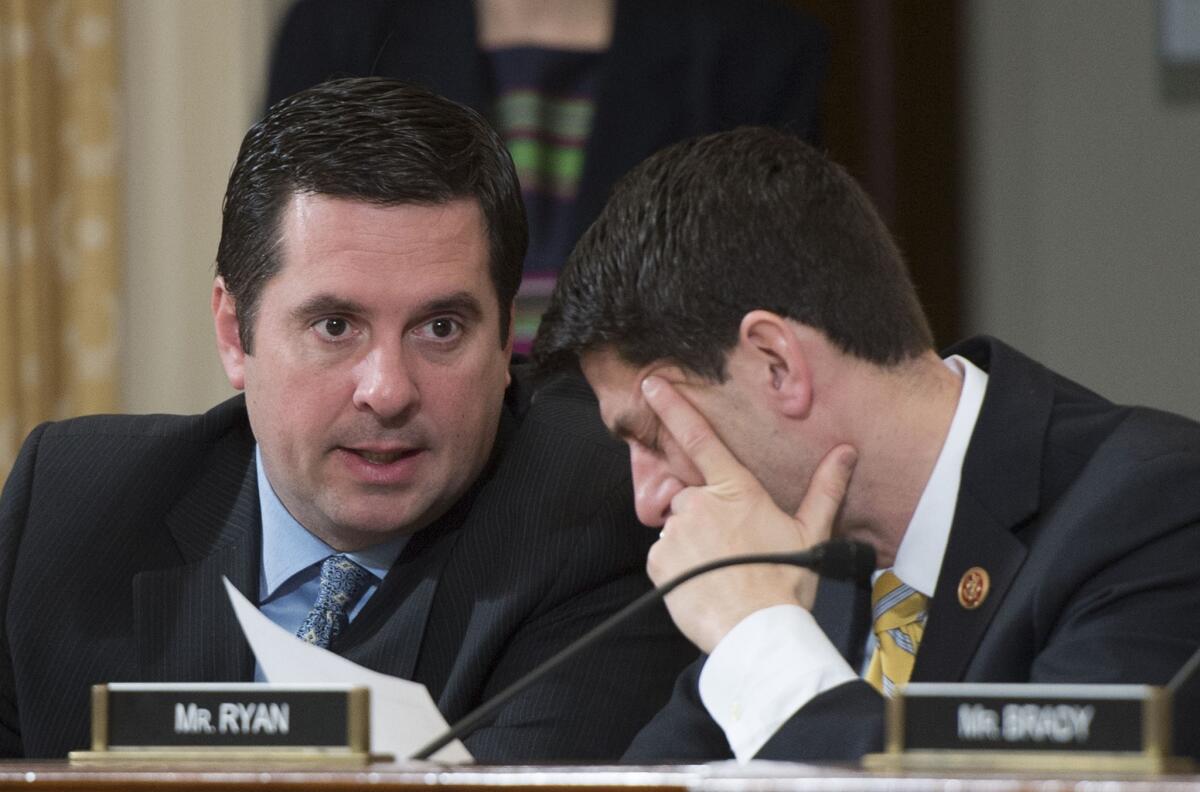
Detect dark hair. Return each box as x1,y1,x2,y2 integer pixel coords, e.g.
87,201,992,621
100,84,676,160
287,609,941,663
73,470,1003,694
533,127,932,380
216,77,526,352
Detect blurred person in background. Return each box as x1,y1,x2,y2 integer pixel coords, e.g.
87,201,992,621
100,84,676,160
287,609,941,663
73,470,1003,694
268,0,827,353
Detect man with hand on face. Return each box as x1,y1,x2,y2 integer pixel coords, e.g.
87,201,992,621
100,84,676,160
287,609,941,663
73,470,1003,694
533,127,1200,763
0,78,693,760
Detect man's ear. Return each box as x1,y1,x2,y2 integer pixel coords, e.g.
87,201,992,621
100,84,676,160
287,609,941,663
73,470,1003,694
212,277,247,391
737,310,812,419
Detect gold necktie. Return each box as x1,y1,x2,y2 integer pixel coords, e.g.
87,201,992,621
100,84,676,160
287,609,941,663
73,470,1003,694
864,571,928,697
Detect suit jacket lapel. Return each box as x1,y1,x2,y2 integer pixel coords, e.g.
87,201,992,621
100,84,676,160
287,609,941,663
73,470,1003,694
335,408,513,683
914,494,1027,682
335,509,466,682
913,337,1054,682
134,426,259,682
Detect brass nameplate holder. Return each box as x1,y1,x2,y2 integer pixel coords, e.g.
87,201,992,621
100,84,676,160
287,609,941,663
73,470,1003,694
863,681,1192,773
69,683,372,764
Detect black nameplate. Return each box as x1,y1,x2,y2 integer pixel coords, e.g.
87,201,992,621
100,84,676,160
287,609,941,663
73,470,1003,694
893,683,1165,754
88,683,368,753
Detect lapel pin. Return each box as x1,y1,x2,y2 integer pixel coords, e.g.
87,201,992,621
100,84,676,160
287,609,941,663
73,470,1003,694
957,566,990,610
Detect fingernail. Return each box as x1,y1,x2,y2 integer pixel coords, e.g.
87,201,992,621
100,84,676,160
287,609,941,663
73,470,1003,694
641,376,661,396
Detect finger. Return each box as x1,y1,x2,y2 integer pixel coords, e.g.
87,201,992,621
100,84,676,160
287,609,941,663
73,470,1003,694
641,375,749,487
645,540,665,585
793,444,858,537
646,522,677,585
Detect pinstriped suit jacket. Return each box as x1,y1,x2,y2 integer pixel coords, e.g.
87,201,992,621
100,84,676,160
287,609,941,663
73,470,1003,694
0,369,695,760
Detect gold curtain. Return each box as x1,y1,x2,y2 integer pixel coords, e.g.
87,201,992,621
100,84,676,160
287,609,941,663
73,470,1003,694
0,0,120,478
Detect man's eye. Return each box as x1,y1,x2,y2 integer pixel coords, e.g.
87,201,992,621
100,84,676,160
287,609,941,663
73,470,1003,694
313,317,351,340
418,317,461,340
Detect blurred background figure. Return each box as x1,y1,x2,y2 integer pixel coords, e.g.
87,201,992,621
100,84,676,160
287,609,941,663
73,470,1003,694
266,0,828,352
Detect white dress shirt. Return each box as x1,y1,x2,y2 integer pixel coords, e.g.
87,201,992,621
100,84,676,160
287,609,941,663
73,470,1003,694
697,355,989,761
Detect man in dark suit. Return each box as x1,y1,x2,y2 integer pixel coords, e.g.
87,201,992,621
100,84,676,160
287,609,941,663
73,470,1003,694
532,127,1200,762
0,78,693,760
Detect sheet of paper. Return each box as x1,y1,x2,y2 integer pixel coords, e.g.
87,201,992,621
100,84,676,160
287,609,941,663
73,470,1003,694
223,577,472,763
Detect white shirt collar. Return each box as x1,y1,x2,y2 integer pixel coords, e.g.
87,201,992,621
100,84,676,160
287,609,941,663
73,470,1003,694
890,355,989,597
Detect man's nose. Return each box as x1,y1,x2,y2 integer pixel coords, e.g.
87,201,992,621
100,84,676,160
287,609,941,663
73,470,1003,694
630,444,684,528
351,345,419,421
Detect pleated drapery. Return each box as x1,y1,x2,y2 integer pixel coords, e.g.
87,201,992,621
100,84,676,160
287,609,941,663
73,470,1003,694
0,0,120,477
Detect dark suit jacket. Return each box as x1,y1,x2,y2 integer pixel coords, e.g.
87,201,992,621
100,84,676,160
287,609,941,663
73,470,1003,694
0,369,695,760
625,336,1200,762
266,0,827,259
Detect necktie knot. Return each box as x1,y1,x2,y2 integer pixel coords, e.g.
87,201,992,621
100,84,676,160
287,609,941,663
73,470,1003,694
865,571,928,697
296,554,373,649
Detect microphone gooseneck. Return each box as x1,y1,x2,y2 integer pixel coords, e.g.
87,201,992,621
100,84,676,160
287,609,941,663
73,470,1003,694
409,538,876,760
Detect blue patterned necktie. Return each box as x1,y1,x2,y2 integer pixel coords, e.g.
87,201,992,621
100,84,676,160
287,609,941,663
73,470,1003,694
295,554,373,649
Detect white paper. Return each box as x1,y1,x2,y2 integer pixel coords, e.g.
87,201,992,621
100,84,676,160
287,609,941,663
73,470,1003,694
223,577,472,763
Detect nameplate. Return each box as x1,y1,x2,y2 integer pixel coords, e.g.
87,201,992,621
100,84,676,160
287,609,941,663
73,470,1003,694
69,683,370,763
864,682,1188,773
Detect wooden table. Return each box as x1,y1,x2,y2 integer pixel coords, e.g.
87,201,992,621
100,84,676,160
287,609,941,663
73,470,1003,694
4,761,1200,792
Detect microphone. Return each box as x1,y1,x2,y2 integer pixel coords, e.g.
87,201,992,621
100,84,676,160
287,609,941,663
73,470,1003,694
409,538,875,760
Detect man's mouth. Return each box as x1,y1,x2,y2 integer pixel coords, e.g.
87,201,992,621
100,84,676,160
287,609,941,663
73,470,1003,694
348,448,421,465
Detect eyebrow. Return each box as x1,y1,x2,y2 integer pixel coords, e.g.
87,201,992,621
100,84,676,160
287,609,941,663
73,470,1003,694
420,291,484,321
290,294,366,322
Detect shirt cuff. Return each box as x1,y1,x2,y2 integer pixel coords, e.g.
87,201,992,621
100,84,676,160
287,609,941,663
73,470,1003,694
698,604,858,762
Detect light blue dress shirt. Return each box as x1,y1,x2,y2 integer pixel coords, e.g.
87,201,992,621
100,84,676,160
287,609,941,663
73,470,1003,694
253,446,407,679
